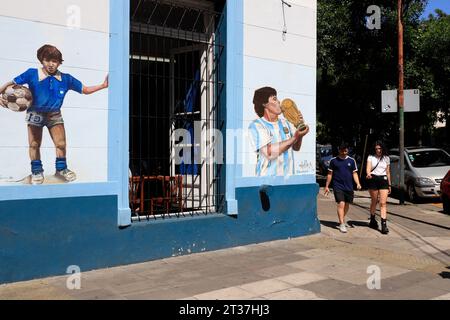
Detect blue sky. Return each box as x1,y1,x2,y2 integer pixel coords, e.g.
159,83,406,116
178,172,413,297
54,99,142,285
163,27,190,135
421,0,450,18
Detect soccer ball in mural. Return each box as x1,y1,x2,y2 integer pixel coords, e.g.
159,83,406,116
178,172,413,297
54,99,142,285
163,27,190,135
1,84,33,112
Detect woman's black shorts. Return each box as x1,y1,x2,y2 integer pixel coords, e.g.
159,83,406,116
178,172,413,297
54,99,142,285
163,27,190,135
367,175,389,190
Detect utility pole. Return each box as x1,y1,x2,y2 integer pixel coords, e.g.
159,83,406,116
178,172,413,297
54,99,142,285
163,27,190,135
398,0,405,205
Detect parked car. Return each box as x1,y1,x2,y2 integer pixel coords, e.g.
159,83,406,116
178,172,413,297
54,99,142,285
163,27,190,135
441,170,450,214
389,147,450,201
316,144,333,175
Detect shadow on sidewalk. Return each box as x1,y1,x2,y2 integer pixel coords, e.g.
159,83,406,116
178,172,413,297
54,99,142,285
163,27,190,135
347,220,370,228
352,202,450,231
320,220,370,230
320,220,339,230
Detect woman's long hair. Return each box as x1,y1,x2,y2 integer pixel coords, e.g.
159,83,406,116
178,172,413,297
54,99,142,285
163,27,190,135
371,140,389,160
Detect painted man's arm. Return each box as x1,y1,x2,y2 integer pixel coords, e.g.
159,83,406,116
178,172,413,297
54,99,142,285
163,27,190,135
259,137,297,161
259,125,310,159
292,125,310,151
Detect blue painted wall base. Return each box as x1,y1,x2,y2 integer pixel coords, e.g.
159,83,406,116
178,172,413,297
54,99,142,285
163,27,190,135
0,183,320,284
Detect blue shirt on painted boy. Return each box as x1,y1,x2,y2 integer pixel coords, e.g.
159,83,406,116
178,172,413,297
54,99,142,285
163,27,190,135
328,156,358,191
14,68,83,113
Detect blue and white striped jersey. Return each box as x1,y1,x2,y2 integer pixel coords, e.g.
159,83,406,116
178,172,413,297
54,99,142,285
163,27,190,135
248,117,297,176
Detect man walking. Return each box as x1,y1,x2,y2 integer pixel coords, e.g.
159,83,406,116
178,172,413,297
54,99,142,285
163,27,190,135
324,143,362,233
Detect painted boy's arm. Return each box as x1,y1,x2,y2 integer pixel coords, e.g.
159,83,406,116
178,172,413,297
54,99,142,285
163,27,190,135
0,81,14,107
82,75,108,95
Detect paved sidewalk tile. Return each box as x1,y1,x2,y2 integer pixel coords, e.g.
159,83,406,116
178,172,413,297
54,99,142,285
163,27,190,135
377,270,438,292
166,279,235,298
203,272,268,289
422,237,450,251
299,279,357,299
432,293,450,300
255,265,305,278
275,272,327,286
193,287,257,300
392,285,449,300
123,287,190,300
418,278,450,291
238,279,292,296
262,288,323,300
0,285,73,300
70,288,121,300
295,248,337,258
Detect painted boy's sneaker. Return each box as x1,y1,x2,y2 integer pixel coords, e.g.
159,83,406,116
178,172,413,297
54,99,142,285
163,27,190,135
31,172,44,185
55,169,77,182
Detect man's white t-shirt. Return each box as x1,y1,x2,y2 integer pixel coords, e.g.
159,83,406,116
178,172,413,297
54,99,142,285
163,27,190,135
367,155,390,175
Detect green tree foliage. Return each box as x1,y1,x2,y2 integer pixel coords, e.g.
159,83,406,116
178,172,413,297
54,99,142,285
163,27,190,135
410,9,450,148
317,0,449,150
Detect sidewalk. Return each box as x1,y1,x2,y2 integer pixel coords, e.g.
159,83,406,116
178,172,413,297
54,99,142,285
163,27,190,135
1,190,449,300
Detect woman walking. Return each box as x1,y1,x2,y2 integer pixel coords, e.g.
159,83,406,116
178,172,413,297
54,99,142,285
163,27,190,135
366,141,391,234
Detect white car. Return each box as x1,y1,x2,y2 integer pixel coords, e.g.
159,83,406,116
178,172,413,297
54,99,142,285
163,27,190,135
389,147,450,201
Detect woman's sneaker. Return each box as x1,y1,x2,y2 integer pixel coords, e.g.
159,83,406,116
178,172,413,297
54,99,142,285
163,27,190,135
55,169,77,182
31,172,44,185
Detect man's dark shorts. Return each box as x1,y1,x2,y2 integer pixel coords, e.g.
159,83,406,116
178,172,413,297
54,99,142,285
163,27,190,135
334,189,354,204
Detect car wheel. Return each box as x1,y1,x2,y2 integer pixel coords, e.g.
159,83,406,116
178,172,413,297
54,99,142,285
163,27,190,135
443,195,450,214
407,184,417,202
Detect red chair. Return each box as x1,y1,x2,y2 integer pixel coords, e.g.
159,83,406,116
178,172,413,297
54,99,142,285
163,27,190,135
150,175,184,215
129,176,144,215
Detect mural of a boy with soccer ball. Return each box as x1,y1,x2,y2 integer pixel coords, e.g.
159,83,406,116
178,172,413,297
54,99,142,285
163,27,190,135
0,44,108,185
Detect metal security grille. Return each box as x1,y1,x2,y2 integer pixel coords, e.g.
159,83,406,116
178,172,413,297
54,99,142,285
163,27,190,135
129,0,226,221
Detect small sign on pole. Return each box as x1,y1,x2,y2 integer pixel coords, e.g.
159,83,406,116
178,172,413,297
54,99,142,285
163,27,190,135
381,89,397,113
381,89,420,113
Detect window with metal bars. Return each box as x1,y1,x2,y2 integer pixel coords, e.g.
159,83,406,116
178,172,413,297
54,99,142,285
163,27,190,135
129,0,226,221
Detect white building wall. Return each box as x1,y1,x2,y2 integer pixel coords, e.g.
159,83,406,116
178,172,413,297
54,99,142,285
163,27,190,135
241,0,317,177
